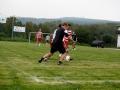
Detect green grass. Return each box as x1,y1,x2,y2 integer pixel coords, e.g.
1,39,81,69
0,41,120,90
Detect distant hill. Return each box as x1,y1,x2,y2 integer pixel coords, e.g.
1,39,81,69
17,17,120,25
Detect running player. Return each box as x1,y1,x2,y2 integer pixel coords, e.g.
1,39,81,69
63,24,73,50
50,33,53,48
39,23,70,65
35,28,43,46
62,24,73,60
72,32,77,50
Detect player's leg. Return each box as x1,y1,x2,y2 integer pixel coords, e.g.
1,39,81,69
39,43,56,63
39,52,53,63
58,52,67,65
38,38,42,46
57,45,67,65
60,41,73,61
59,40,68,58
72,41,76,50
36,38,38,45
64,41,73,61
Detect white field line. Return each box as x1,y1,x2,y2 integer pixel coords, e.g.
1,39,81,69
33,77,120,84
7,62,120,84
9,64,120,84
9,63,45,83
36,80,120,84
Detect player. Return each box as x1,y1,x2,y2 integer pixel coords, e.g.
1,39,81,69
50,33,53,47
45,34,50,44
72,32,77,50
35,28,43,46
63,25,73,50
39,23,70,65
62,24,73,61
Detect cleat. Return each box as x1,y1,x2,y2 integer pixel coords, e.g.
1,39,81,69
38,57,44,63
70,58,73,61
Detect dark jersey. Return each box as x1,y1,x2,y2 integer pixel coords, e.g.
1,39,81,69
53,27,68,44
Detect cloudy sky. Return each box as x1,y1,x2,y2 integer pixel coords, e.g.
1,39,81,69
0,0,120,21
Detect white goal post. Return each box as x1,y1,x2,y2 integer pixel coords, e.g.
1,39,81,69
28,32,50,43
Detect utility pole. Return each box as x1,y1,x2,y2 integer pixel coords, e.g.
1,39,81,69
117,26,120,48
11,16,14,39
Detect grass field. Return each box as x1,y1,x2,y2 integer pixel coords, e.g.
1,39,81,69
0,41,120,90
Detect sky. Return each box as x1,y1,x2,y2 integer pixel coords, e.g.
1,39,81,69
0,0,120,21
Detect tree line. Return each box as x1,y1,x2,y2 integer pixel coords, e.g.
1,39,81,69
0,17,119,47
